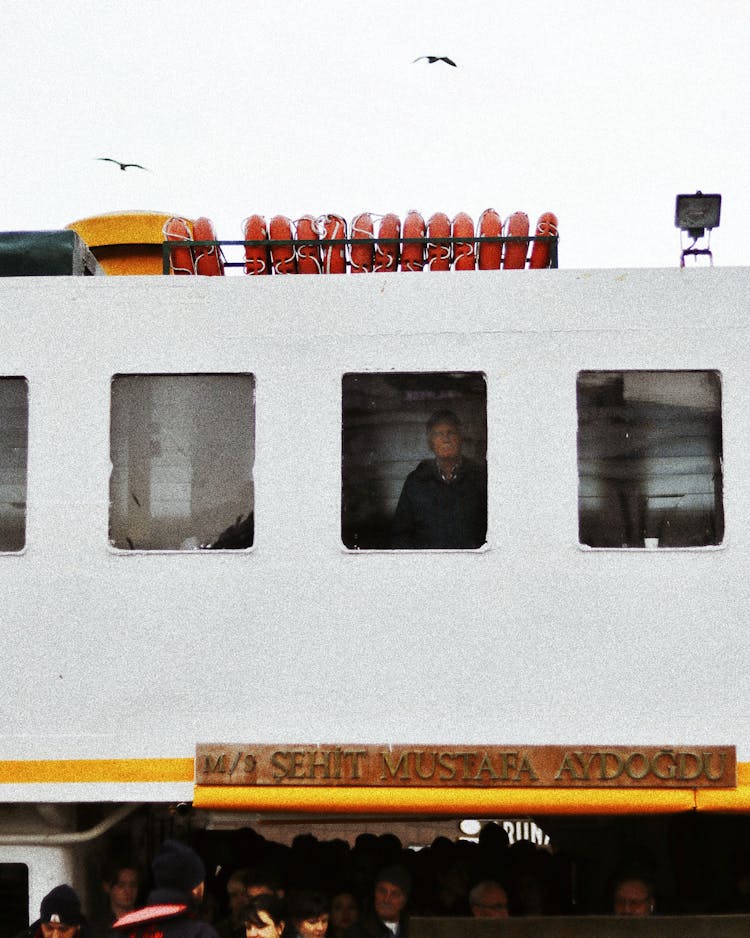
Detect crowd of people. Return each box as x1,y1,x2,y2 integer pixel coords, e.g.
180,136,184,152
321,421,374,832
18,818,750,938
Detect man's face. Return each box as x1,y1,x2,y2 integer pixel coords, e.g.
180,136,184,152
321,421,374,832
105,868,139,913
330,893,358,931
228,878,251,916
613,879,653,916
41,926,79,938
247,885,275,901
374,881,407,922
471,884,509,918
429,421,462,461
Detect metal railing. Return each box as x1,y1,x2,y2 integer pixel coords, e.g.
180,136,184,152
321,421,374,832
162,235,559,275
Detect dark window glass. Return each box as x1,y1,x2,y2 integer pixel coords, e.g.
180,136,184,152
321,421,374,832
342,372,487,550
0,377,28,552
577,370,723,548
110,374,255,550
0,863,28,936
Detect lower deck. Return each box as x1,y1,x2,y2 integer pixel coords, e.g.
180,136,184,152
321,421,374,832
4,802,750,935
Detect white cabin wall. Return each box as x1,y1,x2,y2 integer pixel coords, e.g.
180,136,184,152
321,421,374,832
0,269,748,792
0,842,82,925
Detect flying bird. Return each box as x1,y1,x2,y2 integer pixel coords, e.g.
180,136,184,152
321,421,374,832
96,157,149,171
412,55,457,66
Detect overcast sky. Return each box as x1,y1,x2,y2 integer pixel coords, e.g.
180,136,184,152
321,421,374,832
2,0,748,269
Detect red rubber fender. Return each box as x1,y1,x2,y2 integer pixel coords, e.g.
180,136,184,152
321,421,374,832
529,211,559,269
350,212,374,273
163,216,195,275
502,210,530,269
401,210,425,271
243,215,270,275
426,212,451,271
192,216,224,276
452,212,475,270
295,215,321,274
477,208,502,270
269,215,297,274
321,214,347,274
374,213,400,272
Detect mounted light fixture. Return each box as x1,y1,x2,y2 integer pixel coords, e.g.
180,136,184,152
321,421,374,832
675,191,721,266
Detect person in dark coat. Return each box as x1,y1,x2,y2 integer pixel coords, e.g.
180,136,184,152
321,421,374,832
17,884,91,938
111,839,218,938
391,410,487,549
344,866,410,938
90,859,141,937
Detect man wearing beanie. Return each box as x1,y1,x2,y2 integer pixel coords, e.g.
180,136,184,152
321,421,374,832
16,883,90,938
112,839,218,938
344,866,410,938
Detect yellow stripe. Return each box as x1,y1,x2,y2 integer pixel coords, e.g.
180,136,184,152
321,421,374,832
191,784,697,815
696,763,750,813
1,758,749,815
0,758,193,784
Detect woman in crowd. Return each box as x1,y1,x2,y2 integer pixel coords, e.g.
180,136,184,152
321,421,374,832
327,890,360,938
244,895,288,938
287,890,329,938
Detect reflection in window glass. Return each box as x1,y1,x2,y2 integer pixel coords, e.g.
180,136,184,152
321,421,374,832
342,372,487,550
0,378,28,552
110,374,255,550
577,371,723,548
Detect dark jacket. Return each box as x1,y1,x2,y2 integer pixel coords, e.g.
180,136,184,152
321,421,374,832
90,908,118,938
345,913,408,938
391,458,487,549
111,888,218,938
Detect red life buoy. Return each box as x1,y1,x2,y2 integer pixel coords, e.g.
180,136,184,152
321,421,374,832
401,210,425,271
243,215,270,275
529,211,559,269
477,208,503,270
321,214,347,274
426,212,451,271
503,211,530,269
295,215,321,274
452,212,475,270
269,215,297,274
192,216,224,276
374,213,400,272
350,212,374,273
163,217,195,275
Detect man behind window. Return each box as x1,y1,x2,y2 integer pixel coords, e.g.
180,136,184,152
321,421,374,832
391,410,487,549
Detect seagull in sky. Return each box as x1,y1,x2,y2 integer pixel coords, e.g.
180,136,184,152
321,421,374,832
412,55,457,66
96,157,149,171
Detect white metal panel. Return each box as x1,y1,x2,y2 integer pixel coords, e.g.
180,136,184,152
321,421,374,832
0,268,746,800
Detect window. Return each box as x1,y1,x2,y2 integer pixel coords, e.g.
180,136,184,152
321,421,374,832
0,377,28,552
342,372,487,550
0,863,28,935
577,370,723,548
110,374,255,550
